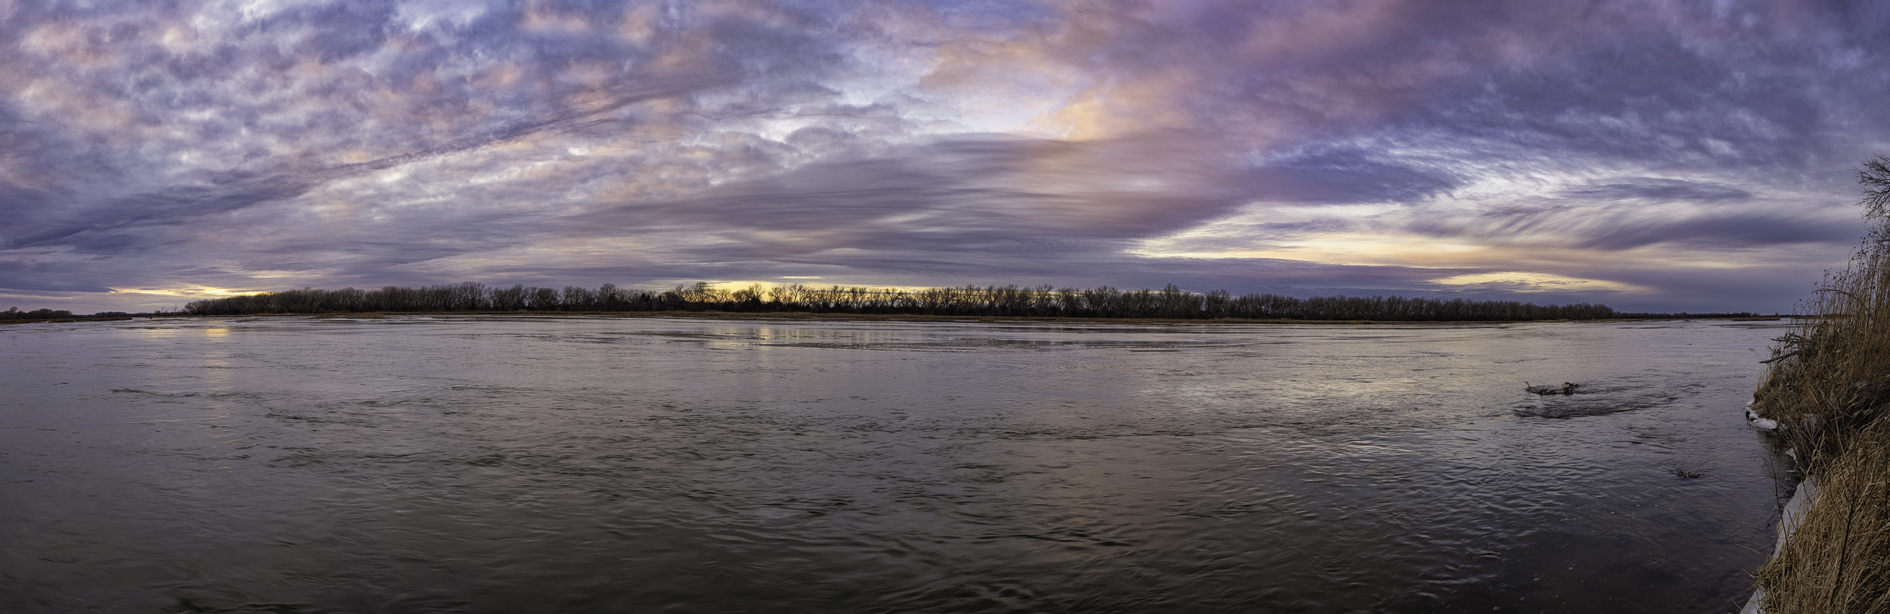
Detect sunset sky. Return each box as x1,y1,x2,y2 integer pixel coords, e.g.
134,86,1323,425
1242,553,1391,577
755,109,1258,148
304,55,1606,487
4,0,1888,314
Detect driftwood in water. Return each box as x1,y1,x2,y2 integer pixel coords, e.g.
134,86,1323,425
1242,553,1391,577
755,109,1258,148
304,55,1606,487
1525,382,1580,396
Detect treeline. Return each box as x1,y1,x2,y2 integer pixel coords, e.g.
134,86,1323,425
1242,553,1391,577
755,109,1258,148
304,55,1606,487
1,307,142,321
181,281,1619,321
2,307,76,320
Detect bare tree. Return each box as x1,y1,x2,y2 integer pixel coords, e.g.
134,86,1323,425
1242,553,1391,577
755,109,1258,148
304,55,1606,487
1861,154,1890,219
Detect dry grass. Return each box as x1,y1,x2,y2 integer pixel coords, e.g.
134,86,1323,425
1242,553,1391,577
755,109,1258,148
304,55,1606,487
1752,232,1890,612
1758,425,1890,612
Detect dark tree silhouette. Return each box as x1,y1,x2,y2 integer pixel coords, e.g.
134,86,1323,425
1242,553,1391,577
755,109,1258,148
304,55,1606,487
178,281,1639,321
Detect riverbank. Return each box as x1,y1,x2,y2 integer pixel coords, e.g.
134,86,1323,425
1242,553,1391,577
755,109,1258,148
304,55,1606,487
0,316,132,326
26,310,1775,327
1745,223,1890,610
1742,475,1819,613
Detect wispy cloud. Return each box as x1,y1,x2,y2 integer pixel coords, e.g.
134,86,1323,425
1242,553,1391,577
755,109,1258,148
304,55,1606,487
1,0,1886,313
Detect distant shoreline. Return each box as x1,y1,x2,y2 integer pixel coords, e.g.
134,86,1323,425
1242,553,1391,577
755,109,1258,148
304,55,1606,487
0,312,1787,327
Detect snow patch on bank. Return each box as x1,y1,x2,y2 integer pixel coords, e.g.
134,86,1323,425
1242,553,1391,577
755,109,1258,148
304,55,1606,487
1742,476,1820,614
1748,401,1781,431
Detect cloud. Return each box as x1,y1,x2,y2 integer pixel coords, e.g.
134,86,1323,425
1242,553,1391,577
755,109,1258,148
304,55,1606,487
1241,146,1465,204
0,0,1886,314
1389,198,1861,252
1556,178,1753,203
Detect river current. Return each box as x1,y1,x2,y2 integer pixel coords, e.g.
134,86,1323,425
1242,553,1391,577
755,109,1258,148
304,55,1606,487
0,316,1790,612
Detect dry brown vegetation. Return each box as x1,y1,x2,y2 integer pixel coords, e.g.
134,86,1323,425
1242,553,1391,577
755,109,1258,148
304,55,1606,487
1752,156,1890,612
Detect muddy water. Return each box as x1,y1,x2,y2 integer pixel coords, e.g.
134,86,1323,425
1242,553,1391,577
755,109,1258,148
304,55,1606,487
0,316,1788,612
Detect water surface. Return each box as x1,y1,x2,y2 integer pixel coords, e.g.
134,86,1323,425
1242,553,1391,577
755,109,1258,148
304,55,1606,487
0,316,1789,612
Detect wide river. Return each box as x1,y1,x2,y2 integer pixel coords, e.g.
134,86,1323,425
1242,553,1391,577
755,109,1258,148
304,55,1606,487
1,316,1790,613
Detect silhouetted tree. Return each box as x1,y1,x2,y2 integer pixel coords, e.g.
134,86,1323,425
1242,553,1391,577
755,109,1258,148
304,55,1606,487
179,281,1632,322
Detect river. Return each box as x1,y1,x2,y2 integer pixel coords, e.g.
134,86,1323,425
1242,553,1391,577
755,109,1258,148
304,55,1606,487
0,315,1789,612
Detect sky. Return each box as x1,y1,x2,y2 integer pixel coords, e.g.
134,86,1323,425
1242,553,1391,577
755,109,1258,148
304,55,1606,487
3,0,1889,315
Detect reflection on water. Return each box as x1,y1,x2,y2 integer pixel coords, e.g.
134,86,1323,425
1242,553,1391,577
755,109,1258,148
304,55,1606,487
0,316,1788,612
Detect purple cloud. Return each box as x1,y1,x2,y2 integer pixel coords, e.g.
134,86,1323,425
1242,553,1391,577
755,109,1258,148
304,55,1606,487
0,0,1885,314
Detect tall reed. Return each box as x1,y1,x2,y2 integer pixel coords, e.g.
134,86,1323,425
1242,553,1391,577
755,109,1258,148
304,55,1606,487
1752,158,1890,612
